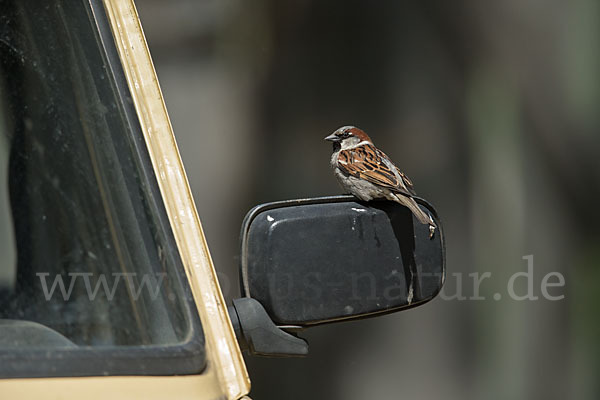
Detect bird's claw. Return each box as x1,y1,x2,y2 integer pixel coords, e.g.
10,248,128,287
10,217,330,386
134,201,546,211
428,214,436,239
428,224,436,240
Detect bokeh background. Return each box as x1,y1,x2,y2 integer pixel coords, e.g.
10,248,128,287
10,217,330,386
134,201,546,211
136,1,599,399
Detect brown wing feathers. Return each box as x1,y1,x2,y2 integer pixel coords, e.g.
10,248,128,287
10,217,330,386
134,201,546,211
397,168,417,195
337,144,414,196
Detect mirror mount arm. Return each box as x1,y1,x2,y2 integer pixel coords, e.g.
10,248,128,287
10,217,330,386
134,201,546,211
228,297,309,357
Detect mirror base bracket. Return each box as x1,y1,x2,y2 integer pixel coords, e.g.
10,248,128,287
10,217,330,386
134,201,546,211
228,297,309,357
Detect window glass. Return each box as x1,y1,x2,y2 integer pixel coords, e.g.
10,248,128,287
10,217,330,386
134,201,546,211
0,0,204,377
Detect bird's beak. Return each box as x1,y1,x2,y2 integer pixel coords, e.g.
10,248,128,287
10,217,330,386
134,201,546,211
324,133,341,142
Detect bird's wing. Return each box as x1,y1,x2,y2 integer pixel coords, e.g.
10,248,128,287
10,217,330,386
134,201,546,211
396,167,417,196
337,144,415,197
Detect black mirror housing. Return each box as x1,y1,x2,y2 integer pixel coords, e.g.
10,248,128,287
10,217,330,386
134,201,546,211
239,195,445,327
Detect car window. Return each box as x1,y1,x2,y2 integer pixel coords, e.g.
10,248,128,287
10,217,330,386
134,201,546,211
0,0,205,377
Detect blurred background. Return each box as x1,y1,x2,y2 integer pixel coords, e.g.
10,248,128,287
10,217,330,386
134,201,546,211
136,1,599,399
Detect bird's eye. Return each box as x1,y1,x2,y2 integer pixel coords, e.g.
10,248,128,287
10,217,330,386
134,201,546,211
342,131,351,138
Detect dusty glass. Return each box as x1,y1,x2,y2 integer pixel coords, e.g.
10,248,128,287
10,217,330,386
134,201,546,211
0,0,204,377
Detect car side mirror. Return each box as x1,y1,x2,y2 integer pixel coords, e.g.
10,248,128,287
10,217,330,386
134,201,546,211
229,195,445,356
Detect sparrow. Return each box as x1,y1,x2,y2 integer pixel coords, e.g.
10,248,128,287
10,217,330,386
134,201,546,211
325,125,436,238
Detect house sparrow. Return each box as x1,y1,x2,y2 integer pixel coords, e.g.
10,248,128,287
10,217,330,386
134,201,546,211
325,125,436,238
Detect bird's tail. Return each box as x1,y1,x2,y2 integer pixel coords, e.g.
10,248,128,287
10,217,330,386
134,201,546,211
391,193,436,228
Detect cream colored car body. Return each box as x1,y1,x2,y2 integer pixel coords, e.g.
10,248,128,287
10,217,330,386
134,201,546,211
0,0,250,398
